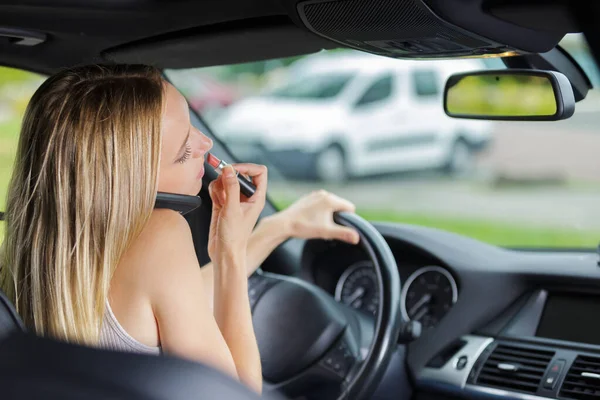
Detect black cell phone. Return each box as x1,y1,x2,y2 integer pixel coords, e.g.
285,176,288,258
155,192,202,215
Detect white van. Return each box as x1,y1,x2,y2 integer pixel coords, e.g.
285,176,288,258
213,51,494,182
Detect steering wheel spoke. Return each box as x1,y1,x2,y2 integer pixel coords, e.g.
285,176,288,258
263,333,360,399
319,329,359,381
247,270,279,310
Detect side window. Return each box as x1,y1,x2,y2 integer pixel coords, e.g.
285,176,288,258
354,74,394,107
0,67,45,243
412,69,440,98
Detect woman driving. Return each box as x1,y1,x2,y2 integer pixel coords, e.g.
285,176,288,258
0,64,359,393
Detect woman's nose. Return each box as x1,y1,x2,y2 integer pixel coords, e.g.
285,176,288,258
192,129,213,158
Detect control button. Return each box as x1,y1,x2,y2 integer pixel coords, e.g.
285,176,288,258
543,359,565,390
319,338,356,378
456,356,468,370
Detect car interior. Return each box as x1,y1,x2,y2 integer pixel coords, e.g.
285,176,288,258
1,1,600,400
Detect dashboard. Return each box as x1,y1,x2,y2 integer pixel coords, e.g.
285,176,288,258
301,233,459,331
292,221,600,400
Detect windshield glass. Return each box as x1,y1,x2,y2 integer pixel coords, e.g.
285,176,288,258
1,36,598,249
166,34,600,249
266,72,355,100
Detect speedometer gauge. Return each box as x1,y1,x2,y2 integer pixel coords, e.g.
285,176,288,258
335,262,379,316
401,266,458,329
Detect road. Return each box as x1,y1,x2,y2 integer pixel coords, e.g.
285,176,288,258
269,178,600,231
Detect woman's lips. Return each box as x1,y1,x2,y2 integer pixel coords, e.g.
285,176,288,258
197,165,205,180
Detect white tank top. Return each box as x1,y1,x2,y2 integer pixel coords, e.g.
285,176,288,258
98,301,160,355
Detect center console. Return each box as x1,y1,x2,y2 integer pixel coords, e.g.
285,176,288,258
417,290,600,400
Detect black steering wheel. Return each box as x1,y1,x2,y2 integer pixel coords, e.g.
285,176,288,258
249,212,403,400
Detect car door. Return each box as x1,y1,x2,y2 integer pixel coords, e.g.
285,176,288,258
398,66,451,169
346,71,404,176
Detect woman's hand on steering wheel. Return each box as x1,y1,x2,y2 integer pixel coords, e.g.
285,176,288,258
275,190,360,245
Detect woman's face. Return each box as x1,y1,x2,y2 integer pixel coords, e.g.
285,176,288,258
158,82,213,195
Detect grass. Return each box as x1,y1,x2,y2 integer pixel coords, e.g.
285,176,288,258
0,119,20,245
272,198,600,249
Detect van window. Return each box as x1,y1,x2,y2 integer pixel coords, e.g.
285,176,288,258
355,74,393,107
412,69,440,97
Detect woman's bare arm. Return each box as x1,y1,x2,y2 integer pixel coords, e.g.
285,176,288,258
146,211,260,389
199,214,287,300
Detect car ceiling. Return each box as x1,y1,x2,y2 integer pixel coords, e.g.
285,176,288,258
0,0,337,73
0,0,585,74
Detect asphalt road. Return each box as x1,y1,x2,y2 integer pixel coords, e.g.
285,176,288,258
269,178,600,231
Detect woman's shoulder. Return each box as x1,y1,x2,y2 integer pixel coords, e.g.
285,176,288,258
143,208,195,252
125,209,204,305
145,209,192,237
120,209,197,278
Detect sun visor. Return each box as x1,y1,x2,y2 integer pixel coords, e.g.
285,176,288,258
103,21,336,69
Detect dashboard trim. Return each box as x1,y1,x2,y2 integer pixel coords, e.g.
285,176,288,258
464,384,554,400
400,265,458,323
418,335,493,389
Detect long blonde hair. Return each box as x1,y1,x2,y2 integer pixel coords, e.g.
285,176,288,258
0,64,164,344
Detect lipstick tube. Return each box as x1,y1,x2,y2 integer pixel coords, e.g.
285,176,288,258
210,158,256,197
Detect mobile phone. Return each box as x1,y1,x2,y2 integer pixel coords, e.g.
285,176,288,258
155,192,202,215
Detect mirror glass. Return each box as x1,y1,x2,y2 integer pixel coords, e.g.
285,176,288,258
445,73,558,118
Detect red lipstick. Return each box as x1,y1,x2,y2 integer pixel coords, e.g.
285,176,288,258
207,153,256,197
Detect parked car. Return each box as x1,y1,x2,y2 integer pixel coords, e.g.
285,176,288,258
213,51,493,182
167,70,239,115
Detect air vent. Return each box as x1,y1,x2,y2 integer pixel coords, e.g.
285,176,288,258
475,343,555,394
560,355,600,400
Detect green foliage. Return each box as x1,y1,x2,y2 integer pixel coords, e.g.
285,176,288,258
0,67,37,86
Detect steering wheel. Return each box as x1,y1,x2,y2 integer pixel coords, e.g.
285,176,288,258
248,212,403,400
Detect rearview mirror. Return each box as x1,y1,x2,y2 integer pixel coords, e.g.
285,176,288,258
444,70,575,121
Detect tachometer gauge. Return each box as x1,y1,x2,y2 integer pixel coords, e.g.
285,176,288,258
335,262,379,316
401,266,458,329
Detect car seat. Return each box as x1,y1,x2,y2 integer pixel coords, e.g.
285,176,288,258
0,288,272,400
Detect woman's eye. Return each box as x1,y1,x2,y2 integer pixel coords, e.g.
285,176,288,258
177,143,192,164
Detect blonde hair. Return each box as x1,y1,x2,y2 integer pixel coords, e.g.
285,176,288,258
0,64,164,344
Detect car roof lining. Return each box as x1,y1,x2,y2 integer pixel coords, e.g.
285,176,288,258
0,0,333,74
104,16,337,69
0,0,584,74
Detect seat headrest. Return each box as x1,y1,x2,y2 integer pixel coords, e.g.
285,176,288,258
0,289,25,340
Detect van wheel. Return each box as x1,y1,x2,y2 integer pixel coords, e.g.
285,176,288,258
315,145,348,183
444,139,473,176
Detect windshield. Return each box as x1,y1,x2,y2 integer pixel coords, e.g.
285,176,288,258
165,34,600,249
0,36,598,249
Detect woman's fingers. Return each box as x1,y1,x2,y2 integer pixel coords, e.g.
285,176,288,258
327,193,356,213
221,165,241,209
327,225,360,245
209,177,225,206
231,163,268,200
208,180,218,204
231,163,266,176
314,190,356,212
